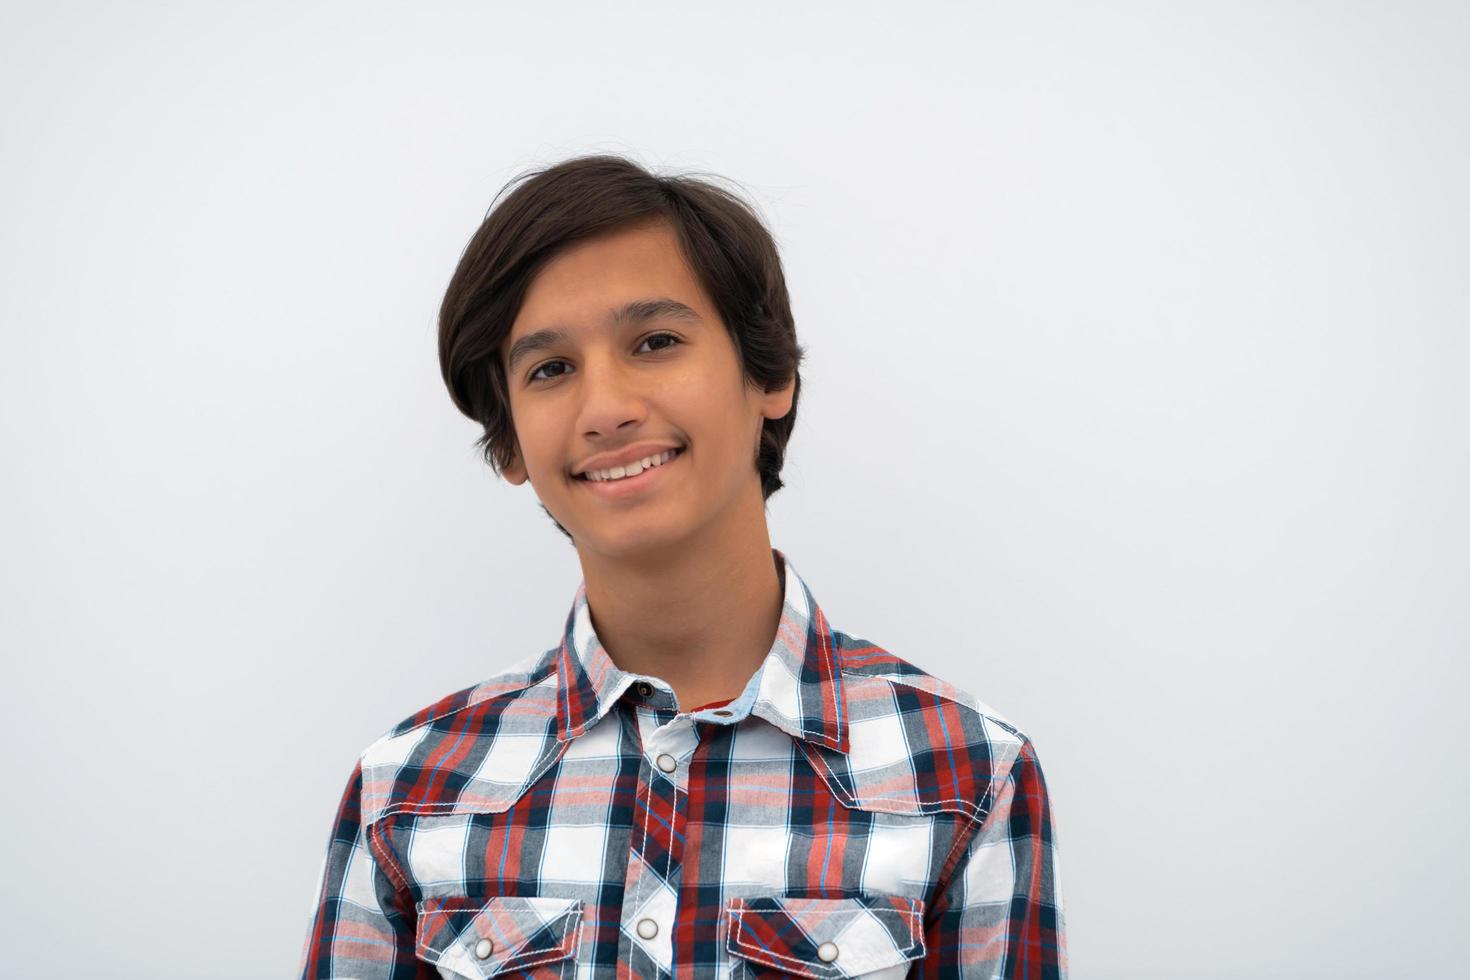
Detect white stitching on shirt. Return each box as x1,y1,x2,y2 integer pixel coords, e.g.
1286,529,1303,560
668,763,681,883
727,905,923,977
729,908,827,979
792,602,838,741
374,736,572,820
365,819,414,905
937,738,1030,902
640,740,655,880
878,672,1031,743
417,904,584,970
489,912,582,974
795,739,991,820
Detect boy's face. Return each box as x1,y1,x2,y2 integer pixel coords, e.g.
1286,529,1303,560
499,218,793,559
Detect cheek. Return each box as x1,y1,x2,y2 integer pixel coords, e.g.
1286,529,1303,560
517,429,563,482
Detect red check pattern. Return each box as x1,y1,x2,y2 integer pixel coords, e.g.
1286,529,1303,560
297,547,1067,978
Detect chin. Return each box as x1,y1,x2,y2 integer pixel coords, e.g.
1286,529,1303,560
581,519,691,560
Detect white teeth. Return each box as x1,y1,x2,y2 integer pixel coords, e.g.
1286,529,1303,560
584,448,679,482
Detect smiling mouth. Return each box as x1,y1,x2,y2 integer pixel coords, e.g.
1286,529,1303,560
575,446,686,482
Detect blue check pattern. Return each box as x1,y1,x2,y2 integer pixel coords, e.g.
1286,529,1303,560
298,547,1067,977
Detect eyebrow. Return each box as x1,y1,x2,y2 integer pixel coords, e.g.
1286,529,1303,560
504,297,703,376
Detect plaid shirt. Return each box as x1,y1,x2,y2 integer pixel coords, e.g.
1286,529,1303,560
298,548,1067,978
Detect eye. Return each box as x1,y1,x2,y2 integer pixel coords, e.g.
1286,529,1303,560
527,359,570,384
638,331,683,354
525,331,684,384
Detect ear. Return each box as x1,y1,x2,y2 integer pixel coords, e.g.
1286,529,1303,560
502,443,530,486
760,374,796,422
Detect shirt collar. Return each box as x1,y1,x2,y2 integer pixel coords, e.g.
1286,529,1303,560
553,546,850,754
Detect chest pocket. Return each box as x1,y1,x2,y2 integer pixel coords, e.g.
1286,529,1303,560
725,894,926,978
414,895,584,979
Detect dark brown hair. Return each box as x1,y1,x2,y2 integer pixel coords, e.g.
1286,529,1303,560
437,153,806,540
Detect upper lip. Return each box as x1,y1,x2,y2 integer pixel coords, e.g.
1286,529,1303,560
572,441,684,477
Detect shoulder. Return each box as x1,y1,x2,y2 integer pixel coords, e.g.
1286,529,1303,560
352,646,564,823
374,646,560,743
832,628,1033,740
824,629,1038,821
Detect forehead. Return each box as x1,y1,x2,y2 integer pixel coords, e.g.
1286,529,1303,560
509,219,713,338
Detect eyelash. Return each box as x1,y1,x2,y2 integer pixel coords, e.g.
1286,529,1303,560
526,332,684,384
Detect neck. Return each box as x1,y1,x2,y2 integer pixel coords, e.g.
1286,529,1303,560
576,496,783,712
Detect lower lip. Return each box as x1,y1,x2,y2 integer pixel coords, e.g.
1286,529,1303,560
575,448,685,500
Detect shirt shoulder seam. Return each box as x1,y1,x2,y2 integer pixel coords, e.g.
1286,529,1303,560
844,667,1034,744
356,649,560,760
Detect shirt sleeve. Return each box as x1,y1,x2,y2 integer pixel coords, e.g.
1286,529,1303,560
296,757,429,979
910,736,1069,978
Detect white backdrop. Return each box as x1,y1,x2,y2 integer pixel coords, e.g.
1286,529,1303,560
3,2,1466,977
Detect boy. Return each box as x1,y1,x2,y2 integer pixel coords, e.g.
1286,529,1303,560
298,154,1067,978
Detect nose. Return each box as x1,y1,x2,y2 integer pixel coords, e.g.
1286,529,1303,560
574,351,650,439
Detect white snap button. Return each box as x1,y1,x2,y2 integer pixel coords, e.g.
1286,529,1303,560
636,917,659,939
474,937,494,959
655,753,677,773
817,941,839,962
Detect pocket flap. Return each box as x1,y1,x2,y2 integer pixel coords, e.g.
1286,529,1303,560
415,895,584,979
725,894,926,977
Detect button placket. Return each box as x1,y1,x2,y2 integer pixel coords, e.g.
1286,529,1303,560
643,720,698,789
619,710,697,974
